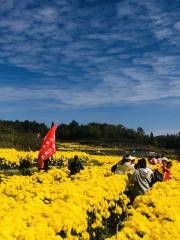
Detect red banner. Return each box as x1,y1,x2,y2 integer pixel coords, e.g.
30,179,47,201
38,123,58,169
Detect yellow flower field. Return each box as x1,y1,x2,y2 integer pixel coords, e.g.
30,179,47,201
0,148,179,240
0,168,128,239
106,162,180,240
0,149,119,168
0,149,127,239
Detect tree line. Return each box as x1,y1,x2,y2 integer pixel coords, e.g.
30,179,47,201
0,119,180,150
57,121,180,150
0,120,47,150
56,121,151,145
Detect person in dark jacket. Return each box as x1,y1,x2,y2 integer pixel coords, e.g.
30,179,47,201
68,155,84,175
44,158,50,172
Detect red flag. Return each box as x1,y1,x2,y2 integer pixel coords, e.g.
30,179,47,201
38,123,58,170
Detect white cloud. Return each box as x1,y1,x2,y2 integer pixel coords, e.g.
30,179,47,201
0,0,179,110
36,7,58,22
174,21,180,30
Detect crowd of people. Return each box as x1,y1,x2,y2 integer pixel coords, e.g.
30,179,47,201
111,154,173,202
37,121,172,202
40,153,172,198
64,153,173,204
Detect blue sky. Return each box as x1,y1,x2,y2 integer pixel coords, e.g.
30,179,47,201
0,0,180,135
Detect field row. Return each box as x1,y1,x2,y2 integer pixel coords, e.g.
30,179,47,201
0,149,119,169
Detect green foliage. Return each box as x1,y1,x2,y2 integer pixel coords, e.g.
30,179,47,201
57,121,180,150
0,119,180,150
57,122,151,145
0,120,48,150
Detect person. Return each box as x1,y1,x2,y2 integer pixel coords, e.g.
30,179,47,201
111,155,135,174
157,155,168,165
148,156,158,165
161,158,168,173
44,158,50,172
162,161,172,181
129,158,153,200
124,155,136,169
150,169,163,186
68,155,84,175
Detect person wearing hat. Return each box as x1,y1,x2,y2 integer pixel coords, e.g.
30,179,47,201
157,155,168,164
112,155,135,174
124,155,136,169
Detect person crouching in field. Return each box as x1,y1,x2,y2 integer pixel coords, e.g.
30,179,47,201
111,155,135,174
68,155,84,175
128,158,153,202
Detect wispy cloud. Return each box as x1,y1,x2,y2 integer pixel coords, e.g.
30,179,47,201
0,0,179,109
